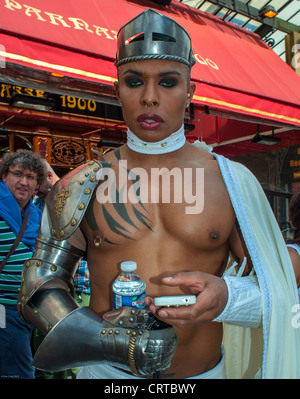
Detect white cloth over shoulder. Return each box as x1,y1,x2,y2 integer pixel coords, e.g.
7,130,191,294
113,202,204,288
215,154,300,379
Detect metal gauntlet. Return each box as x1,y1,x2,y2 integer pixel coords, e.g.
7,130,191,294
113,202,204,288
33,306,178,377
18,234,177,376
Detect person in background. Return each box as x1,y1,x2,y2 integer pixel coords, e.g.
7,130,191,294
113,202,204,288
73,260,91,307
0,149,44,379
69,259,91,379
286,189,300,300
33,159,59,210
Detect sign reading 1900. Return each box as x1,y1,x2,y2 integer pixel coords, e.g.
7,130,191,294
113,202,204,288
0,82,123,121
60,95,97,112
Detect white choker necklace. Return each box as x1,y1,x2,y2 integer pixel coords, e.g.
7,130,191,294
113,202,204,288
127,125,186,155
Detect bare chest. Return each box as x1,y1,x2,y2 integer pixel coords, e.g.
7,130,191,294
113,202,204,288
81,162,235,250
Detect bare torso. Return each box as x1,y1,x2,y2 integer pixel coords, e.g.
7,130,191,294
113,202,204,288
74,142,246,378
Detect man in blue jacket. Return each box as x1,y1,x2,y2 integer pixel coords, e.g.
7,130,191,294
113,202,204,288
0,149,44,379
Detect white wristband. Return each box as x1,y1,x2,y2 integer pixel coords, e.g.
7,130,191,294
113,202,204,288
213,275,262,328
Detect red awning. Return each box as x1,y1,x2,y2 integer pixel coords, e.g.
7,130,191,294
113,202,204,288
1,0,300,128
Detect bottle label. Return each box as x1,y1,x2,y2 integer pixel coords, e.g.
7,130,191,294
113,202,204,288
113,292,146,309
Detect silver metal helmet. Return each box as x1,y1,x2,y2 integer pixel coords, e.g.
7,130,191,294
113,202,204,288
115,9,196,68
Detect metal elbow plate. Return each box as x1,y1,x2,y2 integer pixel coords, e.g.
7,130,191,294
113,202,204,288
18,232,85,329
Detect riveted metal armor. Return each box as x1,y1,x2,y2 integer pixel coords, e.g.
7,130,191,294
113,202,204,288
32,307,178,376
18,160,101,333
45,160,101,240
18,160,178,377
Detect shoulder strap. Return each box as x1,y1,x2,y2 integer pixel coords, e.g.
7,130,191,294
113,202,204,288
0,211,30,274
287,243,300,256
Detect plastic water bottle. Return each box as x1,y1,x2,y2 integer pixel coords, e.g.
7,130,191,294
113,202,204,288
112,261,146,309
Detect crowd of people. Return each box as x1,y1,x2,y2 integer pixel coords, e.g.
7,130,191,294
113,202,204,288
0,8,300,380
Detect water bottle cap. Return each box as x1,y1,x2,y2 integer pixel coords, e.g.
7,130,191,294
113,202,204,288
120,261,137,272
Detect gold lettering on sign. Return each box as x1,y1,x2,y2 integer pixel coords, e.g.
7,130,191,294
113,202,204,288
4,0,22,11
194,54,219,70
13,86,22,95
0,83,45,99
24,88,33,95
23,5,47,21
93,26,117,40
60,95,97,111
68,18,94,33
0,84,11,98
43,12,71,27
2,0,117,42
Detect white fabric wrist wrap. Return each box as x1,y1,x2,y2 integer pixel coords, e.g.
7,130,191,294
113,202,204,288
213,275,262,328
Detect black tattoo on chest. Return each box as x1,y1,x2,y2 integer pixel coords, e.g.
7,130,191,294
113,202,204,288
86,149,153,245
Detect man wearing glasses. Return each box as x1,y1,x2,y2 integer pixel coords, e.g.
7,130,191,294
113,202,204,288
0,149,45,379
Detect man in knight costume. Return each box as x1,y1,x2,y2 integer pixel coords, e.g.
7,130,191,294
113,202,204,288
18,9,300,379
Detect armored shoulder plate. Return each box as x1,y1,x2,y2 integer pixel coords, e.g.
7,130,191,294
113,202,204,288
44,160,101,240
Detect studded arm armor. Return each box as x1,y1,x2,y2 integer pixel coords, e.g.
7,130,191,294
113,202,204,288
31,306,178,376
18,161,178,376
18,161,100,333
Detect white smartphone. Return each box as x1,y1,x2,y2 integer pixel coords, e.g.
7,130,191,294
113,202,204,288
154,295,196,307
